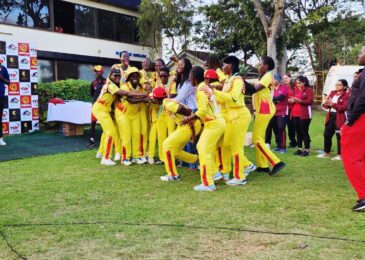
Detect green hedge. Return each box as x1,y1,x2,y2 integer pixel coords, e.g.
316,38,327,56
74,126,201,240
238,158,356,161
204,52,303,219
38,79,92,122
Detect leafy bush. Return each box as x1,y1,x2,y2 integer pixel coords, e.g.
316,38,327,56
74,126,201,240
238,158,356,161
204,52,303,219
38,79,92,121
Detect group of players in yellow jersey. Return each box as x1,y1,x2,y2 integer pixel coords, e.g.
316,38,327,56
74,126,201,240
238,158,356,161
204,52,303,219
91,51,286,191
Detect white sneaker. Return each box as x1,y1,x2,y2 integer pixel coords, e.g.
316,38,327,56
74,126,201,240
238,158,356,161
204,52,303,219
140,156,148,164
266,143,271,149
148,157,155,164
222,174,230,181
134,158,145,165
317,153,330,158
114,154,121,161
100,158,116,166
244,163,257,177
0,138,6,146
160,175,180,181
96,152,102,159
123,160,132,166
213,172,223,181
331,155,342,161
226,178,247,186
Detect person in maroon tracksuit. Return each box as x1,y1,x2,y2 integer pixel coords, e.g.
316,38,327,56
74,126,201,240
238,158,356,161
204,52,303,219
87,65,106,148
341,45,365,212
282,73,297,148
317,79,349,161
265,75,289,153
289,76,314,157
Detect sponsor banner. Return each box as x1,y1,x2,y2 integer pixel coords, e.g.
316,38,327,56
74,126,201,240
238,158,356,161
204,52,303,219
9,121,21,135
2,122,9,135
21,121,32,133
29,44,37,57
30,70,37,82
19,69,30,82
8,69,19,82
19,56,30,70
2,108,9,122
8,82,20,95
0,41,6,54
0,55,7,67
31,95,38,108
31,83,38,95
21,108,32,121
7,55,19,69
20,95,32,108
18,43,30,56
20,83,31,95
30,57,37,70
32,108,39,120
8,96,20,109
3,41,38,135
6,42,18,55
32,120,39,131
9,108,21,122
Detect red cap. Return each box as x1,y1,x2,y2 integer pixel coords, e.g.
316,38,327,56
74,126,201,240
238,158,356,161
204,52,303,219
204,69,219,79
153,87,167,99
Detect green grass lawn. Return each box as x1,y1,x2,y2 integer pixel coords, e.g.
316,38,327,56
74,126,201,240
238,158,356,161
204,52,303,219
1,110,365,259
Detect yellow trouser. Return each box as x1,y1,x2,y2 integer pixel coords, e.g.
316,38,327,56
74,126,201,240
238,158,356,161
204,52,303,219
221,108,252,179
92,107,117,160
115,109,141,160
98,120,121,155
253,113,281,168
139,105,148,157
167,117,176,136
163,120,201,176
197,117,226,186
148,114,168,161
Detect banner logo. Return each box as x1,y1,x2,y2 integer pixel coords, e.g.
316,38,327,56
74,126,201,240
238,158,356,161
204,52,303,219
18,43,30,56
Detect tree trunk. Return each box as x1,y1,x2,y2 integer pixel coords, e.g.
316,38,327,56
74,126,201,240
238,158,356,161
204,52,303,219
277,49,288,75
267,36,278,74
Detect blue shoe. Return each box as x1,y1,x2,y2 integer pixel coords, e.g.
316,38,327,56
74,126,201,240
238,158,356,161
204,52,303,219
226,178,247,186
272,147,280,151
244,163,257,176
213,172,223,181
194,184,216,192
280,149,286,154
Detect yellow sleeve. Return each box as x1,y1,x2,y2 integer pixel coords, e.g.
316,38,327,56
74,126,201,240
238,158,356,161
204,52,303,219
195,90,209,119
213,78,243,102
259,73,273,88
163,99,179,114
216,69,227,83
107,83,120,95
169,81,177,95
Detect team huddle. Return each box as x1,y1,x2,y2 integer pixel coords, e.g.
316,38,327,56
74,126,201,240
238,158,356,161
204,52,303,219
90,51,286,191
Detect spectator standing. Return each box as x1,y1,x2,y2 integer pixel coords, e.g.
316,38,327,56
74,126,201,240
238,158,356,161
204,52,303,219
282,73,297,148
87,65,106,148
317,79,349,160
265,74,289,153
341,44,365,212
0,61,10,146
290,76,313,157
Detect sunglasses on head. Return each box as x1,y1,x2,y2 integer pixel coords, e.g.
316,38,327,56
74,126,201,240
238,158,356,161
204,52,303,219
160,75,169,78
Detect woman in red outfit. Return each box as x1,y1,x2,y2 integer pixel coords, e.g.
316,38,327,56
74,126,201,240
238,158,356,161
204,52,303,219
289,76,314,157
265,75,289,153
282,73,297,148
317,79,349,161
341,45,365,212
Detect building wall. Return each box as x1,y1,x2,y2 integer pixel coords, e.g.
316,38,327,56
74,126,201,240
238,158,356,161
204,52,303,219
0,24,149,62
